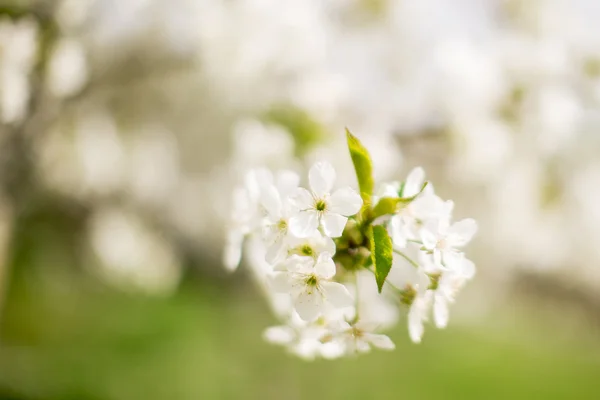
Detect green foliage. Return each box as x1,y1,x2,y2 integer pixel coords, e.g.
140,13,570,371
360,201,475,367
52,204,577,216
264,105,325,157
369,225,393,293
346,128,374,203
371,197,411,219
371,182,428,220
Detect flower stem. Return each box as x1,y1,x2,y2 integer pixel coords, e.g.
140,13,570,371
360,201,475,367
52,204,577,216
365,267,404,295
393,249,420,269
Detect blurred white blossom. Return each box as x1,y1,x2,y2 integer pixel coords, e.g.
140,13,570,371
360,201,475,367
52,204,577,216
47,38,88,97
89,208,180,294
0,17,37,124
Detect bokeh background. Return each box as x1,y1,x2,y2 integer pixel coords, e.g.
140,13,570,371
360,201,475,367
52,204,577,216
1,0,600,398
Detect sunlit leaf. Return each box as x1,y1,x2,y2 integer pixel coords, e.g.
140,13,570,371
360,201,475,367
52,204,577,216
371,182,428,219
346,128,374,203
369,225,393,293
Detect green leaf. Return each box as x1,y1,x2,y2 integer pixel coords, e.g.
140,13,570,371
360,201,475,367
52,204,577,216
346,128,374,203
371,197,410,219
369,225,393,293
371,182,429,219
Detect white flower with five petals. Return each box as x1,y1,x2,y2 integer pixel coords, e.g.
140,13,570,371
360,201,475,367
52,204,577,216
419,218,478,270
263,316,345,360
289,162,362,238
259,170,300,263
271,253,353,321
285,231,336,261
387,168,454,249
332,320,395,354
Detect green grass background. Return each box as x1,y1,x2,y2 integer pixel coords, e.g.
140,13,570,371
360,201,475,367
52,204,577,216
0,271,599,400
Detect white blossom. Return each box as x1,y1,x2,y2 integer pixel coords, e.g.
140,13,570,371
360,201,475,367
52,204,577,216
332,321,395,354
271,253,353,321
284,231,336,263
46,37,88,97
433,256,476,329
223,156,477,357
259,170,300,263
385,168,454,249
289,161,362,238
408,287,433,344
263,317,345,360
420,218,478,270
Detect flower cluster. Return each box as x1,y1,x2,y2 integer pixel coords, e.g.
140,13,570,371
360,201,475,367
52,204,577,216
224,131,477,359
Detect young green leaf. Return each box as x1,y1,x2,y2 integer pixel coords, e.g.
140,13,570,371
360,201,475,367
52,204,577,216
371,197,410,219
371,182,429,219
369,225,394,293
346,128,374,203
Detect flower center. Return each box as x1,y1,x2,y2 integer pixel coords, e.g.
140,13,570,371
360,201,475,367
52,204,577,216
300,245,314,256
305,274,318,287
351,326,364,338
400,284,417,305
315,200,327,212
427,273,441,290
277,219,288,231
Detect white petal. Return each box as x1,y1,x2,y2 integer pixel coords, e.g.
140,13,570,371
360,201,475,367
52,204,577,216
354,321,379,332
260,185,282,217
433,296,449,328
329,187,363,216
289,210,319,238
319,342,345,359
314,252,336,279
355,339,371,353
276,170,300,197
390,215,408,248
265,239,285,264
289,187,315,210
408,308,424,344
408,294,431,343
365,333,395,350
223,230,243,271
377,182,400,198
323,236,336,255
404,167,425,197
294,290,322,321
321,281,353,308
292,341,318,361
448,218,478,246
272,262,286,272
252,168,274,188
441,251,463,271
412,195,451,221
443,200,455,217
263,326,295,345
460,258,476,279
433,249,443,268
270,272,292,293
419,253,440,274
285,255,314,273
321,212,348,238
309,161,336,197
420,228,438,250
